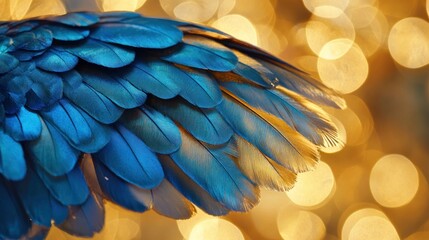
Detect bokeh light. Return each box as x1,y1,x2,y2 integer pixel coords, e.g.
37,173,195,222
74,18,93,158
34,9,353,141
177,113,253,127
306,13,355,56
318,42,368,94
303,0,349,18
96,0,147,11
189,218,244,240
388,17,429,69
160,0,219,23
277,209,326,240
370,154,419,208
286,161,335,208
211,14,258,45
341,208,400,240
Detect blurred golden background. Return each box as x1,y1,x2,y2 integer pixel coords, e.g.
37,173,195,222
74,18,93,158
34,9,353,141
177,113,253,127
2,0,429,239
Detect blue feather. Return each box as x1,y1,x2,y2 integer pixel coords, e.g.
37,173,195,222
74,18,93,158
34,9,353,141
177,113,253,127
14,167,68,227
92,159,150,212
92,125,164,189
35,47,79,72
120,59,181,99
4,107,42,141
34,163,90,206
232,50,278,88
25,68,63,110
44,24,90,41
260,59,346,109
90,22,182,49
0,177,31,239
64,38,135,68
0,130,26,180
25,118,80,176
0,53,19,74
150,97,233,145
169,129,259,211
13,28,53,51
49,12,99,27
166,64,223,108
162,36,238,72
72,106,112,153
81,68,147,109
217,92,319,172
40,99,93,148
120,106,181,154
63,74,124,124
159,155,229,215
222,82,338,147
58,193,104,237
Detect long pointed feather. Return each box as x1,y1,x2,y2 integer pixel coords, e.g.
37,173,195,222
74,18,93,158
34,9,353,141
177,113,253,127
169,128,259,211
218,88,319,173
158,154,230,216
234,136,296,191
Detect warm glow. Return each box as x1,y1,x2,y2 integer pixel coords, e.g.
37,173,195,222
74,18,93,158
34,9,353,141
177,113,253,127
388,17,429,69
189,218,244,240
318,38,354,60
303,0,349,18
160,0,219,23
17,0,66,19
287,161,335,207
176,210,214,239
212,14,258,45
9,0,32,20
250,190,293,239
342,208,400,240
277,209,326,240
97,0,147,11
370,154,419,208
217,0,236,17
318,43,368,94
306,13,355,56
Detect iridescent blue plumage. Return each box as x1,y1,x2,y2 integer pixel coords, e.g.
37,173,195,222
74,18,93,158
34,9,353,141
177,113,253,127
0,11,344,239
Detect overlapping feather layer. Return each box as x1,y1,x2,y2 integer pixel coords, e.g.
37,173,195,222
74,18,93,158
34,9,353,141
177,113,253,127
0,12,345,239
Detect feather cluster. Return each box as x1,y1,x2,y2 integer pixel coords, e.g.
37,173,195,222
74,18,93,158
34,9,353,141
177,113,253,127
0,12,345,239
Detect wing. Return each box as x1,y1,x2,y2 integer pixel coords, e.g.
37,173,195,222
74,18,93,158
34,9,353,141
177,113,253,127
0,12,345,239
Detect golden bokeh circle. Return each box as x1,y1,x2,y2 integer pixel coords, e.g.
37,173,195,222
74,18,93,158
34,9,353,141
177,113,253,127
286,161,335,208
317,42,368,94
211,14,258,45
302,0,349,18
388,17,429,69
159,0,219,23
277,209,326,240
341,208,400,240
96,0,147,11
189,218,244,240
370,154,419,208
306,13,355,56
